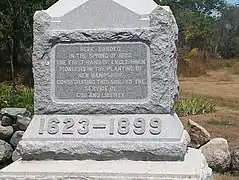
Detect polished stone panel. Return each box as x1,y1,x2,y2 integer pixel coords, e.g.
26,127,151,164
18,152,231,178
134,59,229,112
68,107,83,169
52,42,150,103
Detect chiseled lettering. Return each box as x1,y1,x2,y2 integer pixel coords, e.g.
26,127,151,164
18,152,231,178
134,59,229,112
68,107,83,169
55,43,149,101
85,86,109,92
98,46,121,52
57,60,67,65
101,93,125,98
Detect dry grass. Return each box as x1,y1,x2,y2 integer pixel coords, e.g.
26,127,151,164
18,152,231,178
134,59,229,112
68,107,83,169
178,58,209,77
178,48,239,78
180,69,239,150
179,62,239,179
214,173,239,180
180,71,239,103
181,110,239,151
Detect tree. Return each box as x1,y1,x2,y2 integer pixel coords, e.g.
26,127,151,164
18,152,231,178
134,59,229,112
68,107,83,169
184,12,216,52
0,0,57,86
216,5,239,58
154,0,225,15
153,0,226,56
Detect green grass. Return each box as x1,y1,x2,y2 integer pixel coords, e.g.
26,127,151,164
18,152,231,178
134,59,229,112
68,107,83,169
0,83,217,118
206,120,233,126
0,83,34,114
175,94,216,117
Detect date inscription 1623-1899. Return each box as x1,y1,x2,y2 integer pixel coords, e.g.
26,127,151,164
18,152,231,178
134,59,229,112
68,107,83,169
38,117,162,136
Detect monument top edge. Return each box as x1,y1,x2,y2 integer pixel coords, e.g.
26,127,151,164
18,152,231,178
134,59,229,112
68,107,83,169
46,0,159,18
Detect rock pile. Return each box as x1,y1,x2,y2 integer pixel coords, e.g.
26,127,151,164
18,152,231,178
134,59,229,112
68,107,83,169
231,146,239,172
187,119,239,173
0,108,31,166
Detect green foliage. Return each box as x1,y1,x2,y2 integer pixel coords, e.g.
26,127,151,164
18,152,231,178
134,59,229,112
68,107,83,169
153,0,232,57
0,0,57,86
217,5,239,59
188,48,200,58
175,95,216,116
0,0,57,46
154,0,226,15
0,83,34,114
185,12,216,51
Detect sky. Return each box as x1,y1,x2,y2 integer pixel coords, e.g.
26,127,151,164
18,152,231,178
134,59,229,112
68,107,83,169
227,0,238,4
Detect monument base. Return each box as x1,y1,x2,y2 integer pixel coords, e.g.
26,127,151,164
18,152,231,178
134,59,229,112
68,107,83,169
19,114,190,161
0,148,213,180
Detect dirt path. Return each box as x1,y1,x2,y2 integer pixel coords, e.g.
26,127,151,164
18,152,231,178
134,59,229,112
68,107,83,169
180,70,239,149
179,70,239,179
180,71,239,103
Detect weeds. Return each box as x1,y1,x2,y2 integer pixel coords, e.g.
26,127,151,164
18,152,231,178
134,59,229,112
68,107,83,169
175,94,216,116
178,46,239,78
0,83,34,114
206,120,232,126
210,59,239,70
178,48,212,77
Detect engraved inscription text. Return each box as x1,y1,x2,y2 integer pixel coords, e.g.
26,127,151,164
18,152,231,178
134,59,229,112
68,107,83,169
52,42,150,103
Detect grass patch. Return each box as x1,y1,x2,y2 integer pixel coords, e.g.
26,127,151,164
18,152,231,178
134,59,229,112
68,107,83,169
231,63,239,75
181,91,239,110
206,120,232,126
178,58,208,77
196,94,239,110
0,82,34,114
210,58,239,76
175,94,216,117
178,49,239,78
214,172,239,180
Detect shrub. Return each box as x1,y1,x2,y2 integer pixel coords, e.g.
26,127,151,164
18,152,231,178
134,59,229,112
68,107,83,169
175,94,216,117
0,83,34,114
178,47,211,77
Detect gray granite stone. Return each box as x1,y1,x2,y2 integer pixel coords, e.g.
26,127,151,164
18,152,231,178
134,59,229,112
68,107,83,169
231,146,239,171
11,124,19,133
150,6,178,40
0,148,213,180
0,108,27,118
1,116,13,126
0,140,13,163
33,8,179,115
18,114,190,161
0,125,14,140
46,0,158,29
10,131,24,147
16,116,31,131
200,138,231,172
12,150,21,162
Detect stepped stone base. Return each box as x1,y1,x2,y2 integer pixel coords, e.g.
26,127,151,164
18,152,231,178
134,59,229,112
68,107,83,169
0,148,213,180
18,114,190,161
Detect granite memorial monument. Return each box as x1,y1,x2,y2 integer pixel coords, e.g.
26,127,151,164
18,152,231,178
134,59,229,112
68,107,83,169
0,0,213,179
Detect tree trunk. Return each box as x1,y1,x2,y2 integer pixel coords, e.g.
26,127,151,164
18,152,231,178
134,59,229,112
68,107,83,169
10,39,17,91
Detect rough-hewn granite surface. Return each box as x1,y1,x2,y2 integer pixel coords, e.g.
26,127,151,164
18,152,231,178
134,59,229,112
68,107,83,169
33,7,179,115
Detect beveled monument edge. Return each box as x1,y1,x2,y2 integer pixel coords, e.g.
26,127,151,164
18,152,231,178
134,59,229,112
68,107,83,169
0,148,213,180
